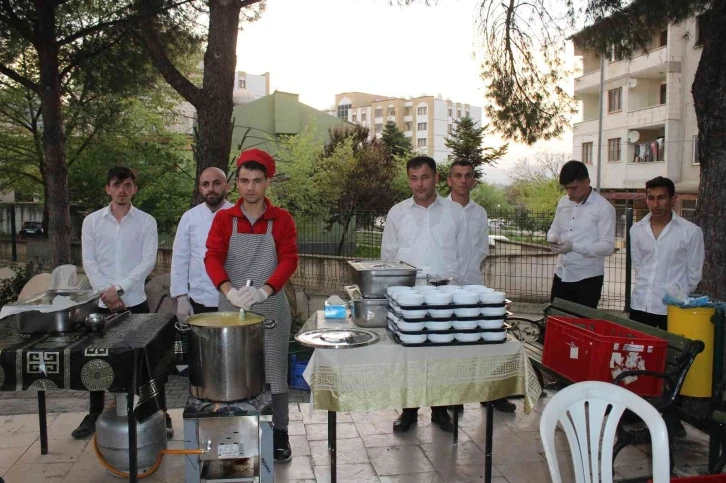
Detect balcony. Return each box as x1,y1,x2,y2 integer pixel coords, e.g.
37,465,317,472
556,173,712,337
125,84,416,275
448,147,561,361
404,115,413,122
627,105,666,128
374,117,383,124
574,70,601,96
573,119,599,136
629,46,678,78
404,131,412,137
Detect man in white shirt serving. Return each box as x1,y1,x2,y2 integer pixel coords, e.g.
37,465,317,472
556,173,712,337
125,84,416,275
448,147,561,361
447,159,516,413
76,166,168,439
630,176,704,330
547,160,615,308
171,167,233,321
382,155,471,433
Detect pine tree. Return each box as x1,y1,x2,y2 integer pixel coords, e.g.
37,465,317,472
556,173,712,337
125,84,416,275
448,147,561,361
381,121,412,157
443,117,508,180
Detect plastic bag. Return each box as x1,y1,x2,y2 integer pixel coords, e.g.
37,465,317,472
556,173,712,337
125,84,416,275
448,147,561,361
663,283,712,308
324,295,347,319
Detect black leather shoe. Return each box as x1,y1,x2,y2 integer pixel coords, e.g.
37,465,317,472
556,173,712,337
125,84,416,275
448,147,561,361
71,413,101,439
393,412,418,433
492,399,516,413
273,429,292,462
431,410,454,432
165,412,174,439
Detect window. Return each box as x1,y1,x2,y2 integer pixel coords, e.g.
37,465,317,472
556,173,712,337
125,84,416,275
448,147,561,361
448,124,453,134
337,104,351,120
404,106,412,116
608,138,621,161
352,114,357,122
681,200,697,221
660,83,667,105
417,122,427,131
404,122,412,131
417,138,427,147
608,88,622,113
457,109,461,118
582,142,593,165
696,13,707,46
375,107,383,118
608,44,624,62
388,109,395,117
448,108,452,117
659,30,668,47
417,106,427,115
465,110,470,118
375,124,382,134
361,112,366,122
693,135,700,165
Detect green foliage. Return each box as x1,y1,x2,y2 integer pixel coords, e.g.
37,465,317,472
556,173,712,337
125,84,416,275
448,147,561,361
471,182,513,214
0,263,42,308
513,178,563,213
381,121,412,157
444,117,508,173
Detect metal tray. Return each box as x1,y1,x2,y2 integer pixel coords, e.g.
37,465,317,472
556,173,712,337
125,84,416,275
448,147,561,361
347,260,419,298
346,285,389,328
6,289,103,333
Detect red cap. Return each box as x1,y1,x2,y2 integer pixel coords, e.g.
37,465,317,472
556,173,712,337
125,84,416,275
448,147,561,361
236,148,276,178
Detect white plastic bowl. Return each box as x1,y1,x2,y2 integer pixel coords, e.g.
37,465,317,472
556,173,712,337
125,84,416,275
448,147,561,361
387,285,415,297
428,333,455,343
479,291,506,304
425,320,452,331
461,285,488,293
482,331,506,341
424,292,453,305
479,319,505,329
452,320,479,330
397,292,424,306
481,306,507,316
415,285,440,292
397,320,426,331
455,332,482,342
438,285,463,293
400,309,427,319
454,308,481,318
428,309,455,319
453,291,479,305
399,333,427,344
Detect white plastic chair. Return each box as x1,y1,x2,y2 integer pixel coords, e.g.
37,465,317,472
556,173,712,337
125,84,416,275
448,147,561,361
540,381,670,483
50,264,77,289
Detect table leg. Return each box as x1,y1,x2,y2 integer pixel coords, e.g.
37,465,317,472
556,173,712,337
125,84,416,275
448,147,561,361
452,406,459,445
37,391,48,455
128,349,138,483
328,411,336,483
485,401,494,483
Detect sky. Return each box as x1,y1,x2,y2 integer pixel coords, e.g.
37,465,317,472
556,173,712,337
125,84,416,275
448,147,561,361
235,0,573,184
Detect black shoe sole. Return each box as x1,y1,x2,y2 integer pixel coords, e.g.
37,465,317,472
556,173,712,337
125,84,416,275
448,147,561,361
274,452,292,463
392,420,417,433
71,429,95,440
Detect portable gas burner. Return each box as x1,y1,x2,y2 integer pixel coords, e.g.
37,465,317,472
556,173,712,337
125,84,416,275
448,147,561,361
183,391,274,483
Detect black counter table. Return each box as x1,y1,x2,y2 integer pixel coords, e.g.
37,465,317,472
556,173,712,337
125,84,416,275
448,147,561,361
0,312,176,483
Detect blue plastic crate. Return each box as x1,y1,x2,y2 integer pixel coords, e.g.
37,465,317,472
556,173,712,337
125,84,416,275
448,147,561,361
289,354,310,391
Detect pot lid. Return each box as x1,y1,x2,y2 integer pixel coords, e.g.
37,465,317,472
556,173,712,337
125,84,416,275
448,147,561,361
186,311,265,327
347,260,419,273
295,328,379,349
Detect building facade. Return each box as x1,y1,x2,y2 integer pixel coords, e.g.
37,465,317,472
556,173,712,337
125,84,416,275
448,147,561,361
571,16,705,221
331,92,482,162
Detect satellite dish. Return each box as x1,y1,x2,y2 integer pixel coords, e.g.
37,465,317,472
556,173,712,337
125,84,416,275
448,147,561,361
628,131,641,143
627,78,638,89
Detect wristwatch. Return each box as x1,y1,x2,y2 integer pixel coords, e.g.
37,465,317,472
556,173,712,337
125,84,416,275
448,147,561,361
114,284,125,296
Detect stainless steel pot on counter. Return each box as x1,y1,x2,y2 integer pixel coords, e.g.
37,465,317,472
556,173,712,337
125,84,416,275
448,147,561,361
184,312,276,402
347,260,418,298
345,285,388,328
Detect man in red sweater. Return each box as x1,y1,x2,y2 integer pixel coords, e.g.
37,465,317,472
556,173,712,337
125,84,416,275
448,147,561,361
205,148,299,462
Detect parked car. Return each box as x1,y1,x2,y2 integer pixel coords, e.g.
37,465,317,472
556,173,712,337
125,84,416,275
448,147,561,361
18,221,45,238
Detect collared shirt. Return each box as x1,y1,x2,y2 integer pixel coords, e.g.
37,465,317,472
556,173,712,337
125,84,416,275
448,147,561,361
547,189,616,283
81,205,158,308
630,212,704,315
381,195,471,280
170,201,233,307
447,194,489,284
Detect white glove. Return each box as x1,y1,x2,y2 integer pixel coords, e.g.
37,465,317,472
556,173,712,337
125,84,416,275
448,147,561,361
238,286,269,309
551,240,573,254
176,295,194,323
225,288,248,308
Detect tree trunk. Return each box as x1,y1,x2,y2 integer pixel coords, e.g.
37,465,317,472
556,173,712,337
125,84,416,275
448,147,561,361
692,4,726,301
35,1,71,267
192,0,241,203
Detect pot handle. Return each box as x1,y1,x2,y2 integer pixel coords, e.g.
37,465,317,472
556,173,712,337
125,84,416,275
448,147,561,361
175,321,191,332
263,319,277,329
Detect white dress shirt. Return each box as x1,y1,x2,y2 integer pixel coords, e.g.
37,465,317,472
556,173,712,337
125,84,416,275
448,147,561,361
381,195,471,280
547,189,616,282
447,194,489,284
630,212,704,315
82,205,158,308
170,201,233,307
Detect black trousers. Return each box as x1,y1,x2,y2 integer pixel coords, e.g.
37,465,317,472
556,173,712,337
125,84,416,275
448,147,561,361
402,406,449,416
189,298,218,314
90,300,165,413
630,309,668,331
550,275,604,309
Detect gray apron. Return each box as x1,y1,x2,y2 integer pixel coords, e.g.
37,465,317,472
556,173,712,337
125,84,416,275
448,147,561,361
218,217,291,394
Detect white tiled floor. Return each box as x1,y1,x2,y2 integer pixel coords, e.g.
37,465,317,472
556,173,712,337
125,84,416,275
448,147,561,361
0,396,715,483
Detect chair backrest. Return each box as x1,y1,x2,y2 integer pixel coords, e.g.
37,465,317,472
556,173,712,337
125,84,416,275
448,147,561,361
17,273,52,300
50,264,77,289
540,381,670,483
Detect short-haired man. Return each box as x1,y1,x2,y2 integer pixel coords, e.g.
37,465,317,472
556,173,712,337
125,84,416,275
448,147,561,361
547,160,615,308
77,166,167,438
205,149,298,462
447,159,516,413
630,176,704,330
382,155,471,433
171,168,233,321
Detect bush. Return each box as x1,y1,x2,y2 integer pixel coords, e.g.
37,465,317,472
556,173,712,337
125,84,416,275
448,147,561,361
0,263,42,307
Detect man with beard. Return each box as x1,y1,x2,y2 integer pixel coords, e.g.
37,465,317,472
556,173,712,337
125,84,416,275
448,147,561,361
171,168,233,321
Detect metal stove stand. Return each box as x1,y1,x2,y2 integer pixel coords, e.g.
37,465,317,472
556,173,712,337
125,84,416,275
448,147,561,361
183,392,274,483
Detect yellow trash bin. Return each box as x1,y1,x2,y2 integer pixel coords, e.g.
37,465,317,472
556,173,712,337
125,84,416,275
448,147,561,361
667,305,716,398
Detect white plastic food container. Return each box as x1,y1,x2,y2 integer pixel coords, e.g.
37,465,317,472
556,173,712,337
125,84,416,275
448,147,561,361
455,332,482,342
452,320,479,330
481,331,506,341
480,291,506,304
481,306,507,317
399,333,427,344
479,319,505,329
428,333,455,343
425,320,453,331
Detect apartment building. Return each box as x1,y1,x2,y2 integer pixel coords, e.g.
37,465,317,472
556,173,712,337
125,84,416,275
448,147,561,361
572,16,706,220
332,92,483,162
171,71,271,135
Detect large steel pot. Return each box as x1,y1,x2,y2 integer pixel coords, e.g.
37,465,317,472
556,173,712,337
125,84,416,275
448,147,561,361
347,260,419,298
185,312,276,402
